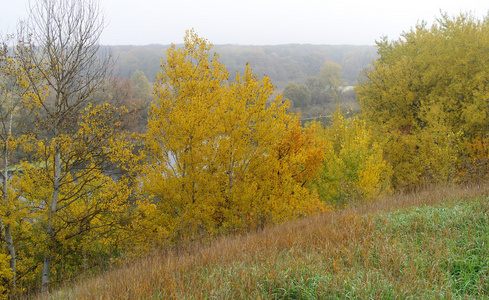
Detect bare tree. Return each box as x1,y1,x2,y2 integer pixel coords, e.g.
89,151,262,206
16,0,114,293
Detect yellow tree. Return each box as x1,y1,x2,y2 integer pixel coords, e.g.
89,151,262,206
314,109,392,207
14,0,139,293
356,12,489,189
0,40,23,290
144,30,326,240
13,103,138,292
0,37,44,291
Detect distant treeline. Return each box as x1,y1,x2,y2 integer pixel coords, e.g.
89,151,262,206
106,44,377,90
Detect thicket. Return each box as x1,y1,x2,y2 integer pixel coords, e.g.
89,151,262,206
0,2,331,295
141,31,327,242
357,13,489,190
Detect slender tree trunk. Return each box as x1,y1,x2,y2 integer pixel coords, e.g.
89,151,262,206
41,138,61,294
3,224,15,286
41,254,51,294
2,112,16,287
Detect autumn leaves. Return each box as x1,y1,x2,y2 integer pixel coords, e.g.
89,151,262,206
0,27,334,295
356,13,489,190
144,30,326,238
2,5,488,297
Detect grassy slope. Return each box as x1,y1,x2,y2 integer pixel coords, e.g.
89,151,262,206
45,185,489,299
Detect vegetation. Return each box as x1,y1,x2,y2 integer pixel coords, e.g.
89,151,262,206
0,1,330,296
0,0,141,295
356,13,489,190
143,30,326,241
282,61,357,120
313,109,392,208
111,44,377,89
112,44,373,120
42,185,489,299
0,0,489,297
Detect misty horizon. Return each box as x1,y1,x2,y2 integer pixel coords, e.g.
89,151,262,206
2,0,488,46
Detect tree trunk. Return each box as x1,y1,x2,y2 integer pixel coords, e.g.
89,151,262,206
41,144,61,294
2,114,16,287
41,254,51,294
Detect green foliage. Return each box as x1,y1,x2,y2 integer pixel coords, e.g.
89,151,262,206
131,70,153,104
306,61,343,106
112,44,377,89
356,12,489,189
283,82,311,109
314,109,392,207
317,61,342,102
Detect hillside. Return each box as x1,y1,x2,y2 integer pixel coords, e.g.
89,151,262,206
43,184,489,299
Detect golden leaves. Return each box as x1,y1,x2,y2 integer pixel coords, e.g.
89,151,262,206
357,13,489,189
314,109,392,207
145,31,325,238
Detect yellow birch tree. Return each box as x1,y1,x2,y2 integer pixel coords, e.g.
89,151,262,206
14,0,140,293
144,30,326,240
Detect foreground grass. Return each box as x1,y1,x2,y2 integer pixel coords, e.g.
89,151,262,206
44,185,489,299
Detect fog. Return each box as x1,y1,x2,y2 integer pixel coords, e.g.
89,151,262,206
1,0,488,45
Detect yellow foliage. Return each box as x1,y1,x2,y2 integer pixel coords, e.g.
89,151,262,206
356,13,489,189
0,253,12,298
458,137,489,183
144,30,326,239
3,101,140,290
314,109,392,207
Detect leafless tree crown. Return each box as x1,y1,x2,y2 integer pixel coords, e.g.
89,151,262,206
18,0,112,122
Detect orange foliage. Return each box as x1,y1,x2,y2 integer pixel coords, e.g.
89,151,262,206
272,120,325,186
459,137,489,183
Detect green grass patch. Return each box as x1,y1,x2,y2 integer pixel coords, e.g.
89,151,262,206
48,191,489,299
376,197,489,298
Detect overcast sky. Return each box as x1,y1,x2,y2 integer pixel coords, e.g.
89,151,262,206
1,0,488,46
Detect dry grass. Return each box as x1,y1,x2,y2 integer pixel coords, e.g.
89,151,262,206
40,183,489,299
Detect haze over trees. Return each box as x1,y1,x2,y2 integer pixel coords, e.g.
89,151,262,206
109,38,377,122
111,44,377,89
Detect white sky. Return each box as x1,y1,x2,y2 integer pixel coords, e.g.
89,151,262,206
1,0,488,46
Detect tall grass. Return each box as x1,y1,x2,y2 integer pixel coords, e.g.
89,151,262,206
41,184,489,299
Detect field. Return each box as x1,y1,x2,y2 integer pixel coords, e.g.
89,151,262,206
39,184,489,299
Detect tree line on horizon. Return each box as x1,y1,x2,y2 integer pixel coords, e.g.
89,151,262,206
112,44,371,123
109,43,377,88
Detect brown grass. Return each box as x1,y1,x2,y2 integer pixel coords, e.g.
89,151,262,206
39,183,489,299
